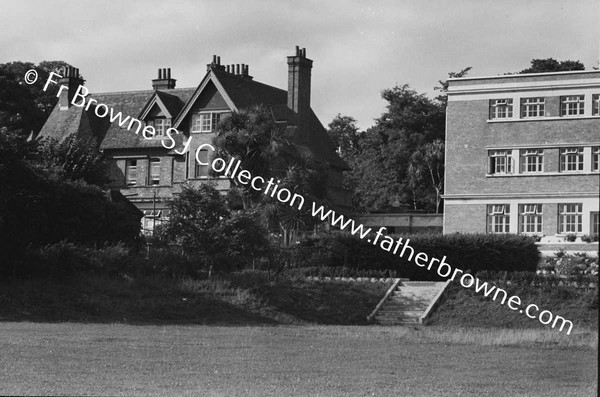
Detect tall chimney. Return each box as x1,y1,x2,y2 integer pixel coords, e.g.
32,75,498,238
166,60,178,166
152,68,176,90
58,66,85,109
287,46,313,130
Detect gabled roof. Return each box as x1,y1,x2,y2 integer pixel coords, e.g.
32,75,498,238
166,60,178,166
38,66,348,169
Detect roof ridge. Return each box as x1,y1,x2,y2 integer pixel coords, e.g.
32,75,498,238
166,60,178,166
91,87,196,96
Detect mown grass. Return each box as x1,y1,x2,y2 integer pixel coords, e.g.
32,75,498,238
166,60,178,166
0,323,596,396
429,280,598,331
0,271,390,325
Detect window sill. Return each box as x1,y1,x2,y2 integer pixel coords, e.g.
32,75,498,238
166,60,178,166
486,171,599,177
487,115,600,123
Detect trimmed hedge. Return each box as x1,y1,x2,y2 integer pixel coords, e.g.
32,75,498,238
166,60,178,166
287,232,540,281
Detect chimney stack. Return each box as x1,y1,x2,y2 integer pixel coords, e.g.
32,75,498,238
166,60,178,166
58,66,85,109
287,46,313,130
207,55,226,72
152,68,176,90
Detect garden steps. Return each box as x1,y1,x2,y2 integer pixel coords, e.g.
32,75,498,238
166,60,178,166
369,280,450,325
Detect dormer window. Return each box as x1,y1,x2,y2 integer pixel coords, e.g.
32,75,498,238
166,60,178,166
153,118,171,136
191,111,230,133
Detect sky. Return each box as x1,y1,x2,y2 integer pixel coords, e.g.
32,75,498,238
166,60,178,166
1,0,599,130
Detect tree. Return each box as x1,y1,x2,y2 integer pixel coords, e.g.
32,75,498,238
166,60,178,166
213,105,291,209
519,58,585,74
435,67,472,107
327,114,362,156
33,135,109,186
408,140,445,213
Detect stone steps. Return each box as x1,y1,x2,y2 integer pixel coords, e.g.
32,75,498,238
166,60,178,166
373,281,447,325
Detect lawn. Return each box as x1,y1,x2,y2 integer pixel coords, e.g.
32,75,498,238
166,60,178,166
0,323,597,396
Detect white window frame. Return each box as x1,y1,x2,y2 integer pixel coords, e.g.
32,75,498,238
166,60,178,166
520,149,543,173
592,94,599,116
490,99,513,119
487,204,510,234
558,203,583,234
150,158,160,185
153,118,170,136
489,150,513,174
194,149,209,178
521,97,545,118
191,111,229,133
125,159,138,186
560,95,585,116
519,204,542,234
559,147,584,172
592,146,600,172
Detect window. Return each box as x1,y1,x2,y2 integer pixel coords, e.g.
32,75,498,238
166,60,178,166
592,212,599,236
142,210,162,236
521,97,545,118
593,94,599,116
520,149,543,173
150,158,160,185
559,147,584,172
519,204,542,234
593,147,600,172
194,149,209,178
191,112,229,133
489,150,513,174
558,203,582,234
560,95,584,116
125,159,137,186
490,99,513,119
153,118,171,136
487,204,510,234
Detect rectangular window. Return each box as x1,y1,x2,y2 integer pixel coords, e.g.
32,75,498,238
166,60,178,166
560,95,584,116
593,147,600,172
521,97,545,118
559,147,584,172
519,204,542,234
191,112,228,133
150,158,160,185
490,99,513,119
558,203,582,234
125,159,137,186
489,150,513,174
194,149,209,178
487,204,510,234
592,212,599,236
592,94,599,116
153,118,170,136
520,149,543,173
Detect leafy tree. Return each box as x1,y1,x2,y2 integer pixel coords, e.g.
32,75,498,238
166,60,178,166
33,135,109,186
408,140,445,213
161,184,230,255
327,114,363,156
520,58,585,74
435,67,472,107
213,105,292,208
0,60,75,135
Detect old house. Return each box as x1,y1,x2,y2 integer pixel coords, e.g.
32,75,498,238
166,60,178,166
38,47,350,234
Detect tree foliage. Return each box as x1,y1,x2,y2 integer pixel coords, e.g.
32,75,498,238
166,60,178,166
520,58,585,74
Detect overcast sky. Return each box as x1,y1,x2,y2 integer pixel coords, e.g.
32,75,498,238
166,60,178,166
1,0,599,130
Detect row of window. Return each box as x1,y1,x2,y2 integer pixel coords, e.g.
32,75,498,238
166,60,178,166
489,146,600,175
125,158,161,186
140,111,230,139
490,94,600,119
487,204,599,235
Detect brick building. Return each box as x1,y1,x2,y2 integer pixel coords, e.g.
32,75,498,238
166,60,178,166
38,47,350,235
443,70,600,239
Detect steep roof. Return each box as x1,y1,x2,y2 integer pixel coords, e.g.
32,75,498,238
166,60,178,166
39,67,348,169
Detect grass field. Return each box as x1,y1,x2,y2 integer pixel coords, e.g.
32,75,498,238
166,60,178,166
0,323,597,396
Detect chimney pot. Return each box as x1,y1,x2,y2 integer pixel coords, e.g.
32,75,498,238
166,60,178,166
302,48,306,57
295,45,300,55
236,64,240,75
167,68,171,79
158,69,162,79
217,56,221,65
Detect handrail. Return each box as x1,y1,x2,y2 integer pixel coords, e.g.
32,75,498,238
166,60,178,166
366,278,403,322
419,279,451,325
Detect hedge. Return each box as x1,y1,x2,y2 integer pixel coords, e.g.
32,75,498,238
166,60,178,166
285,231,540,281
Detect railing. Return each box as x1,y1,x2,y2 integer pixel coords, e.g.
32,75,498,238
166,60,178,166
366,278,404,322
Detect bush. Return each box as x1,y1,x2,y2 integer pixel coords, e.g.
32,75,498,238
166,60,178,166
564,233,578,242
581,234,598,243
287,232,540,280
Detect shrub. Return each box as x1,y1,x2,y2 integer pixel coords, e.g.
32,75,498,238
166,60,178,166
289,232,540,280
581,234,598,243
18,241,91,278
564,233,578,242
